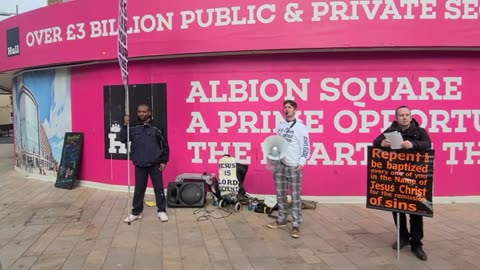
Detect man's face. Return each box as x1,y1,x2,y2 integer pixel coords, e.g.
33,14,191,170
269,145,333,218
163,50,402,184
283,103,297,119
137,105,151,122
395,107,412,128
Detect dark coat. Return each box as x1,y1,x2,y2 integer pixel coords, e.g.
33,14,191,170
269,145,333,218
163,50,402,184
373,118,431,150
120,119,169,167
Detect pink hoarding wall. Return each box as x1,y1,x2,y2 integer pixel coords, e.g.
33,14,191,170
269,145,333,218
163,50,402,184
71,52,480,196
2,0,480,72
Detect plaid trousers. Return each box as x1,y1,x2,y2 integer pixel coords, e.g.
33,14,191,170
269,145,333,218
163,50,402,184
273,162,303,227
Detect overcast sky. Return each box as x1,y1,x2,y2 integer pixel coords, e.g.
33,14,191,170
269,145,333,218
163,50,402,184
0,0,47,19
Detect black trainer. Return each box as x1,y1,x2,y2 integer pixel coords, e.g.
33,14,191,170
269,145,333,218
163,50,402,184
412,247,428,261
392,239,409,250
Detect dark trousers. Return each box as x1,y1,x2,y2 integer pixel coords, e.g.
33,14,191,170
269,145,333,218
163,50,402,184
131,165,166,215
393,212,423,248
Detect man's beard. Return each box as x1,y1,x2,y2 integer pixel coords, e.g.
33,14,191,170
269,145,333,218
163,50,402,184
138,116,149,123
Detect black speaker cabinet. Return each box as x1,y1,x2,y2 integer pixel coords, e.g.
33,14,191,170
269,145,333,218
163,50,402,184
167,182,206,208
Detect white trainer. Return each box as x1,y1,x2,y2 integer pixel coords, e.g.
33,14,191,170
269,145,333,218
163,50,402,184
158,212,168,222
123,214,141,223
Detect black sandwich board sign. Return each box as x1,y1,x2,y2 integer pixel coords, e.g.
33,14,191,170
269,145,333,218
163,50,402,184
55,132,84,190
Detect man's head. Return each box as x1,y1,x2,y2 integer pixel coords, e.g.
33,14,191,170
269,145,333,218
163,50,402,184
137,104,151,122
283,100,297,121
395,105,412,130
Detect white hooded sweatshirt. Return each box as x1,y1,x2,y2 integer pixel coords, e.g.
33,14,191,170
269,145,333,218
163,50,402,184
275,119,310,166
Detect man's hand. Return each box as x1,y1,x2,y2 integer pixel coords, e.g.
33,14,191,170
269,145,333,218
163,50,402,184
296,164,304,172
381,139,391,147
124,115,130,126
402,140,413,149
159,163,166,171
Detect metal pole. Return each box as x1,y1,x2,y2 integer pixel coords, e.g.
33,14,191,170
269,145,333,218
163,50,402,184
125,83,131,225
396,212,400,259
118,0,131,225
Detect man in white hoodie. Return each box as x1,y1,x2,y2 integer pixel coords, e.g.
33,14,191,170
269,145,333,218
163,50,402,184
267,100,310,238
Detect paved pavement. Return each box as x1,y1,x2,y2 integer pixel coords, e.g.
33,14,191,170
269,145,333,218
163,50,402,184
0,143,479,270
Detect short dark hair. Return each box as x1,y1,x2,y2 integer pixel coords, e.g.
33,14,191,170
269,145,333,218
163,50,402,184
395,105,410,117
283,99,297,109
137,104,151,112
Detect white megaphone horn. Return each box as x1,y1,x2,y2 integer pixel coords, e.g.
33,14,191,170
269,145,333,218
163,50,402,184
262,135,288,162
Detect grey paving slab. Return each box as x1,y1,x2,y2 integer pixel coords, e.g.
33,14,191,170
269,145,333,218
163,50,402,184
0,143,479,270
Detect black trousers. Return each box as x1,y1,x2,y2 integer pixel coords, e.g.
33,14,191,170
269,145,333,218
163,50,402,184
131,165,166,215
393,212,423,248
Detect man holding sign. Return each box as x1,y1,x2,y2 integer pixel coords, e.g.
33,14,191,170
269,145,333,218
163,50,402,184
373,105,431,261
121,104,170,223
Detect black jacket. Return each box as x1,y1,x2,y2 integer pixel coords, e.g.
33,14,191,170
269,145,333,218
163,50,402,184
120,119,169,167
373,118,431,150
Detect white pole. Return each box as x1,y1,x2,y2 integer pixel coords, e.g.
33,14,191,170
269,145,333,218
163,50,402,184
118,0,131,224
396,212,400,259
125,84,131,225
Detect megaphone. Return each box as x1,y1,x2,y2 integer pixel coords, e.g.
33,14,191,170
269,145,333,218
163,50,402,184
262,135,288,161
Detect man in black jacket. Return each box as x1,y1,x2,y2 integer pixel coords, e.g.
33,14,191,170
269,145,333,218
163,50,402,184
373,105,431,261
120,104,170,223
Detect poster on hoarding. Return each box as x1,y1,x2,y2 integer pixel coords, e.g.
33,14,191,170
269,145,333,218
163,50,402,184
103,83,167,159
